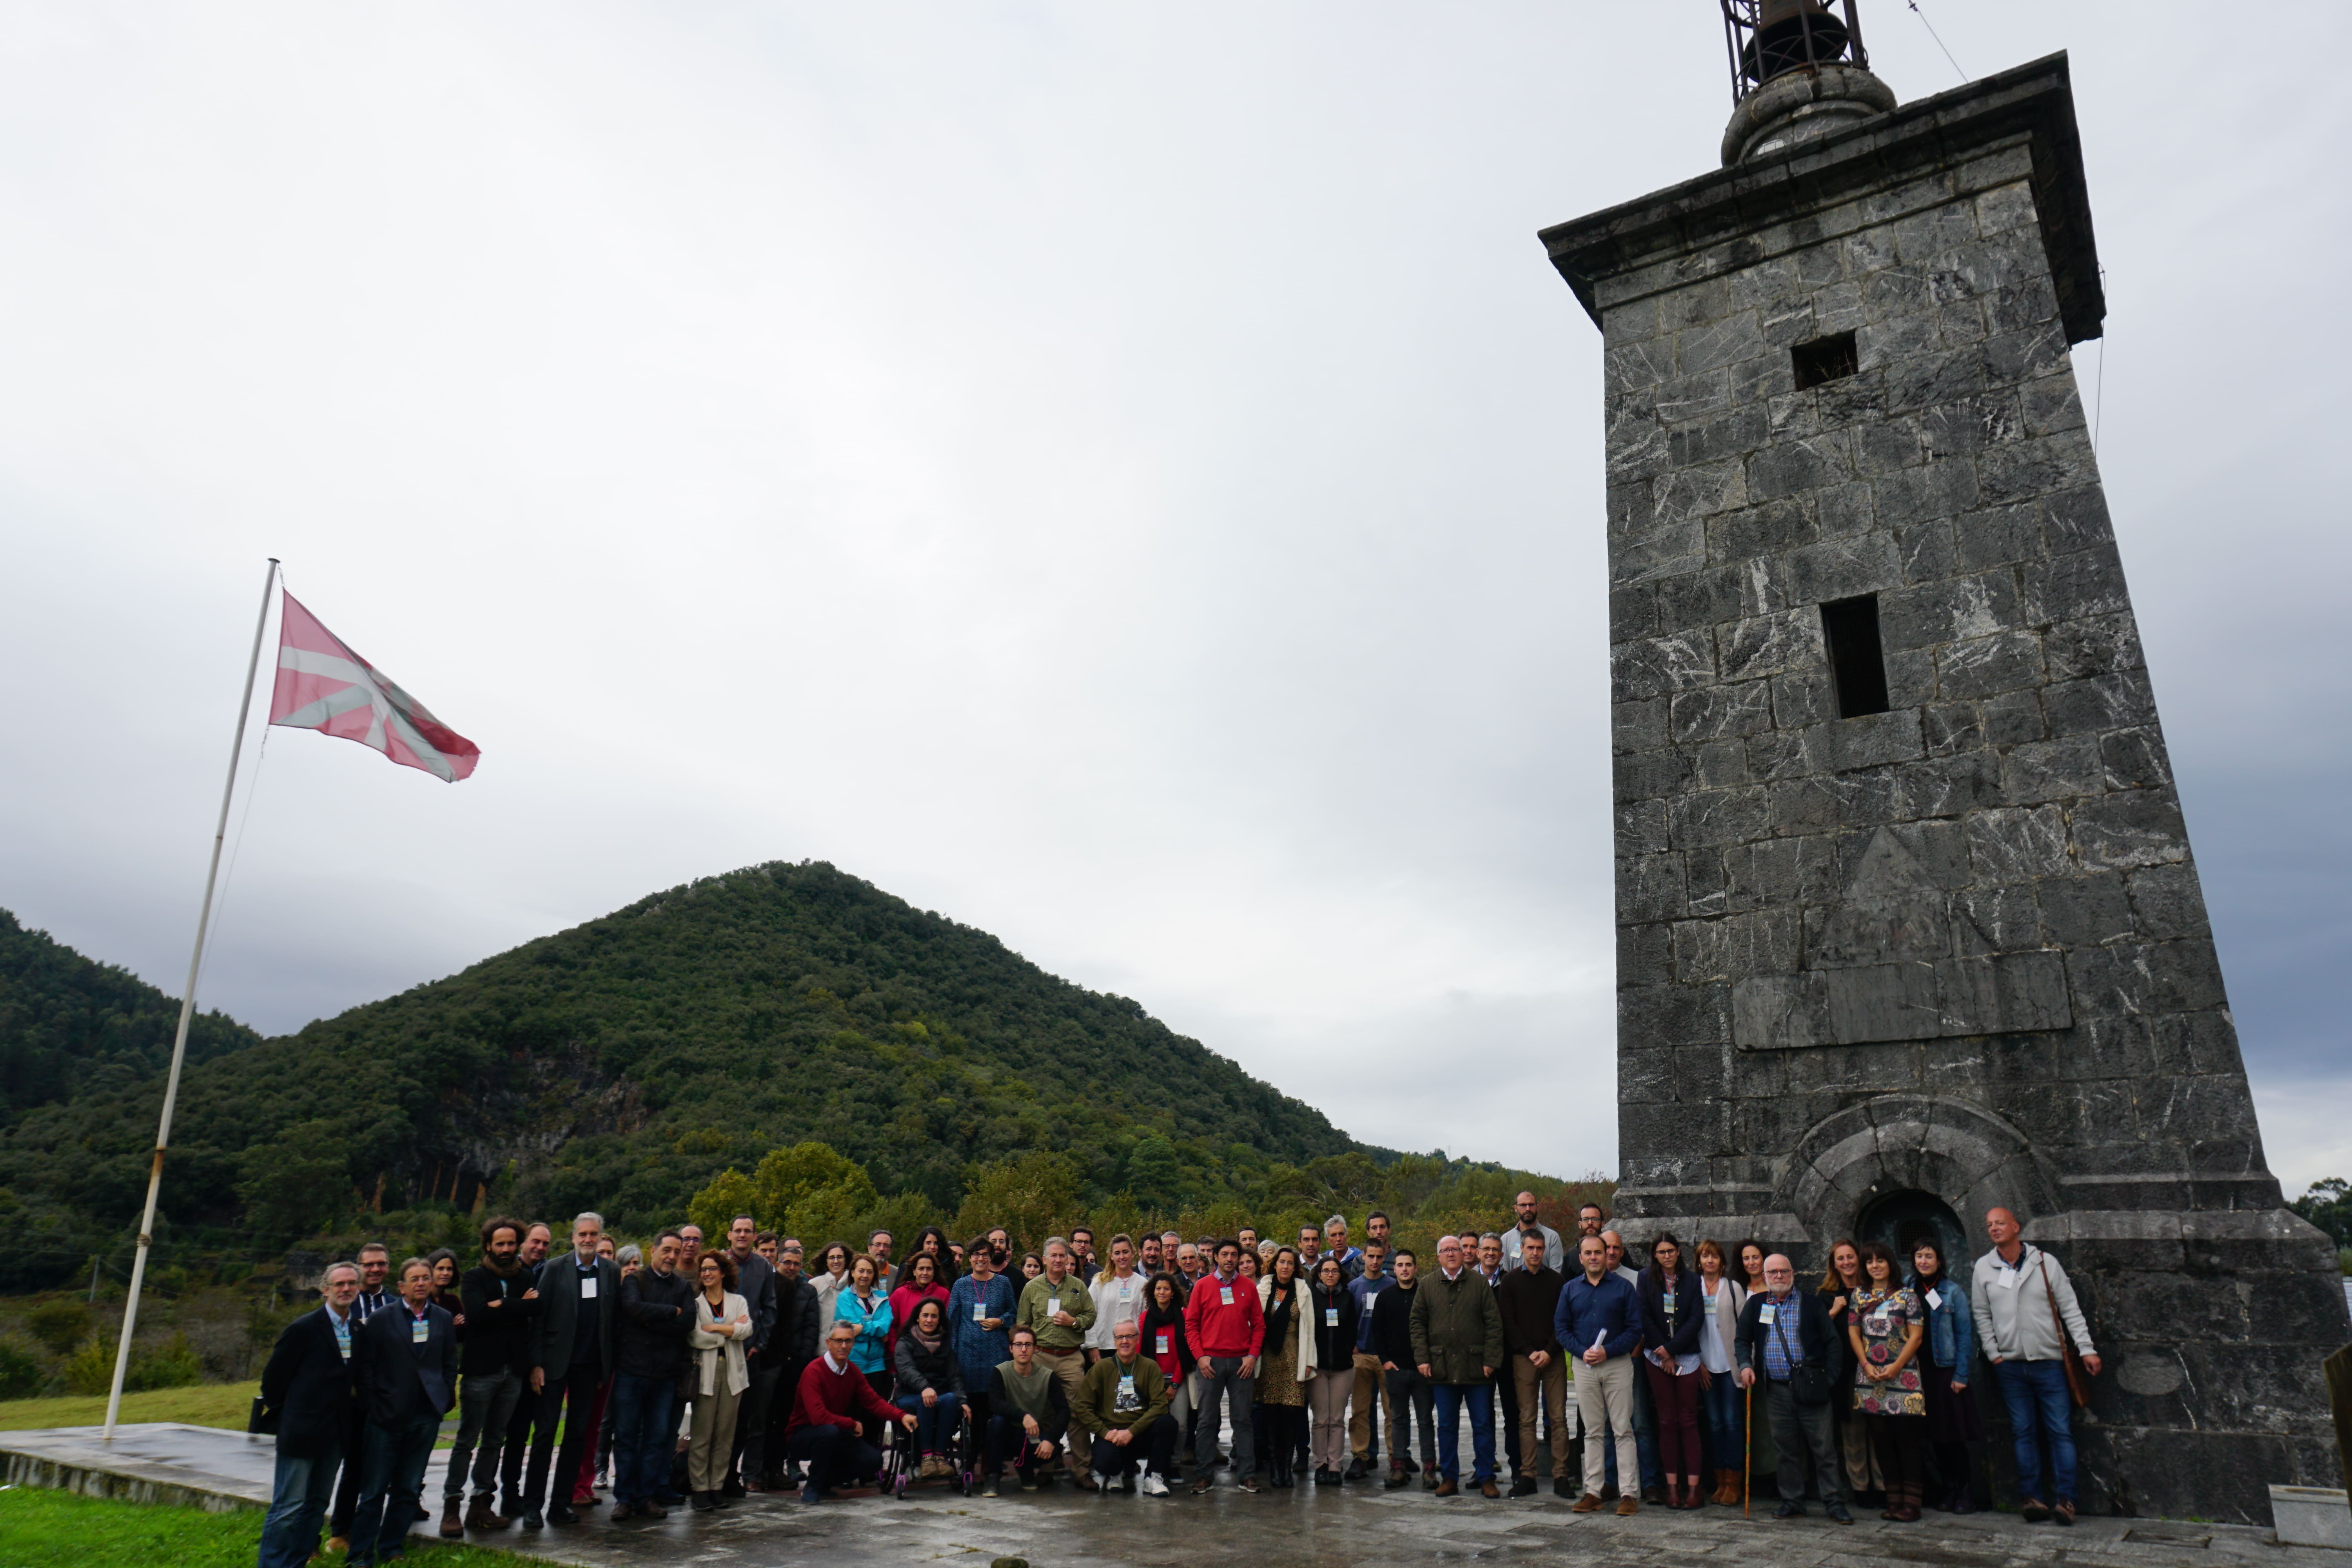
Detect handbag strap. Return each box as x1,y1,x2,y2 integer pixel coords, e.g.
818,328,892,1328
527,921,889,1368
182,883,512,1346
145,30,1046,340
2037,1256,2069,1354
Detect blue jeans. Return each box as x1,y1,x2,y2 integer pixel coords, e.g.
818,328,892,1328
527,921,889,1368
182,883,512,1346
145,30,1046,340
1700,1371,1742,1473
897,1392,963,1454
1431,1382,1494,1484
348,1417,437,1566
607,1372,676,1505
257,1441,341,1568
1994,1359,2076,1504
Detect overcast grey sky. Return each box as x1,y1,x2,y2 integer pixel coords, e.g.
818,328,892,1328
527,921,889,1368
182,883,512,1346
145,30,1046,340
1,3,2344,1195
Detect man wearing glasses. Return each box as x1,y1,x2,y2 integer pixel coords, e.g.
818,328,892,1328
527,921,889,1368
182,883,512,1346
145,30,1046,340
1735,1254,1853,1524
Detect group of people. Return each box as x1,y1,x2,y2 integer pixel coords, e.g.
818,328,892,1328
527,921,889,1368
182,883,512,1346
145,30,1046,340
254,1194,2102,1566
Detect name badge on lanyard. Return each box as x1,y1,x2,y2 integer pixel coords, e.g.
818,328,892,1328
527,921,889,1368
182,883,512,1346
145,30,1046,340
1925,1288,1942,1310
1704,1292,1717,1314
580,1276,599,1300
1220,1287,1234,1306
412,1316,430,1345
973,1301,988,1323
1758,1303,1778,1325
1324,1307,1339,1327
1156,1331,1172,1355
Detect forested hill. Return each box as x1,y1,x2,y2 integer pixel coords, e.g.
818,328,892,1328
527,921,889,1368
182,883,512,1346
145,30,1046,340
0,862,1364,1239
0,909,263,1125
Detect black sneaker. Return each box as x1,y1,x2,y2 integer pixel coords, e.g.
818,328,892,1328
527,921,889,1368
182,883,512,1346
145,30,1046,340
1509,1475,1537,1497
1773,1500,1804,1519
1828,1504,1854,1524
519,1511,544,1530
1344,1457,1368,1481
546,1505,577,1526
1553,1478,1575,1499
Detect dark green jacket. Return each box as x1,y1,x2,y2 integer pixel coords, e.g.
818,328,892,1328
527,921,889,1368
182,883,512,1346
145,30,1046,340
1072,1351,1169,1437
1409,1265,1504,1385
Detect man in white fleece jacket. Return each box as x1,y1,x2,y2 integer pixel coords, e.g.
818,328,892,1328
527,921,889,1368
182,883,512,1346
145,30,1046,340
1971,1208,2102,1526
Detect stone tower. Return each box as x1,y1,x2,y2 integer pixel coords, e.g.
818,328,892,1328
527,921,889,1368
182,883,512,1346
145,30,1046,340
1537,13,2346,1523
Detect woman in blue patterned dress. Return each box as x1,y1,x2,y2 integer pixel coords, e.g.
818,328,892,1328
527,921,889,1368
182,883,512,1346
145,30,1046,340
1846,1241,1927,1521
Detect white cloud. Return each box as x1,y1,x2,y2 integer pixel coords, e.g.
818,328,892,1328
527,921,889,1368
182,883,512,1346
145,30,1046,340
0,2,2345,1191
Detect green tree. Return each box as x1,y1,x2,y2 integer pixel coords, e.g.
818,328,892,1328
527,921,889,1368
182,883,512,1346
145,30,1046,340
1125,1136,1185,1208
753,1142,875,1230
234,1121,350,1237
688,1167,762,1240
2292,1177,2351,1247
951,1150,1079,1247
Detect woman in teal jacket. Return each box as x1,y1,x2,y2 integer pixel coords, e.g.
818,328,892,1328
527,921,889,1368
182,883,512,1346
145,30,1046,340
833,1254,897,1445
1907,1240,1982,1512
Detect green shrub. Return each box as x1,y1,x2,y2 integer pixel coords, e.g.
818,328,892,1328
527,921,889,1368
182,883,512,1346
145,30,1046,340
62,1334,112,1395
2337,1246,2351,1277
58,1332,203,1395
26,1299,92,1354
0,1331,46,1398
131,1333,204,1391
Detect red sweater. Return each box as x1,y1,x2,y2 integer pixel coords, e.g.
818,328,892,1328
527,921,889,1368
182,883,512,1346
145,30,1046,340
785,1354,903,1438
1183,1271,1265,1358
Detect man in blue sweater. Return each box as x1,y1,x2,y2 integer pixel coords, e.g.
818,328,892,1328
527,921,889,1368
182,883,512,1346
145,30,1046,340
1553,1234,1641,1517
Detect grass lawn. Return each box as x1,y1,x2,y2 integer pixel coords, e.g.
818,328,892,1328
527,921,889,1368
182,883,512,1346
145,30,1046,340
0,1487,546,1568
0,1380,260,1433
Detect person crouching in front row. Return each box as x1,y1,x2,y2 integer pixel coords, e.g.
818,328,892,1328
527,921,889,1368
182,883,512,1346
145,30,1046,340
784,1322,918,1502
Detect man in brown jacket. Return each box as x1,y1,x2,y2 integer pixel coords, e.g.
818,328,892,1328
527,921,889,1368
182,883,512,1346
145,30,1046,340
1409,1234,1504,1497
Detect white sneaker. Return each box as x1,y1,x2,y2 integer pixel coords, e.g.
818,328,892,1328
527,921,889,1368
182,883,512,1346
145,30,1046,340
1139,1473,1169,1497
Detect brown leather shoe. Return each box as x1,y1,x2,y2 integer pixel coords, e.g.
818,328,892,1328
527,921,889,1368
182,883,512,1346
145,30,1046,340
1433,1480,1459,1497
1617,1496,1639,1517
1480,1480,1500,1499
1573,1492,1604,1513
464,1499,510,1532
438,1505,464,1539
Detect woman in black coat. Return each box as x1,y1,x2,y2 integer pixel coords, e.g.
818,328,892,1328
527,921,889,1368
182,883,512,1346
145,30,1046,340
1639,1233,1706,1508
1305,1256,1359,1485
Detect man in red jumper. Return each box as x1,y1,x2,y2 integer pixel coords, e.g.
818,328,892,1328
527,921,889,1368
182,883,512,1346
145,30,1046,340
1181,1238,1265,1495
784,1321,916,1502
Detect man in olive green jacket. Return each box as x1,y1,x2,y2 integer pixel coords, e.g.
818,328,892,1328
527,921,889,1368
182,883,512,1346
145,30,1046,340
1408,1234,1504,1496
1074,1322,1175,1494
1017,1238,1098,1481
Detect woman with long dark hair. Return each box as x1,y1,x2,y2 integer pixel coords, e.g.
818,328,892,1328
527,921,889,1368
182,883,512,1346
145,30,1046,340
1848,1241,1927,1521
812,1241,852,1334
834,1254,895,1446
893,1298,964,1479
1818,1239,1881,1500
1733,1237,1776,1488
1305,1255,1357,1486
1254,1247,1307,1488
1907,1238,1981,1512
1142,1272,1195,1473
886,1251,950,1368
1639,1233,1705,1508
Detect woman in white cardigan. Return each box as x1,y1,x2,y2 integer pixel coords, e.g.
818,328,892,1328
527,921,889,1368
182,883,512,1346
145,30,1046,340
684,1249,755,1511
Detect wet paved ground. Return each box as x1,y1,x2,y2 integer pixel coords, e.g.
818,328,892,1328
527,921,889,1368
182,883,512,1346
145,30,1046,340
5,1421,2341,1568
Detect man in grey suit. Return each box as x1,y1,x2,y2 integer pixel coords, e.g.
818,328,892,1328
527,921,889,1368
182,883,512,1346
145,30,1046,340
518,1212,621,1528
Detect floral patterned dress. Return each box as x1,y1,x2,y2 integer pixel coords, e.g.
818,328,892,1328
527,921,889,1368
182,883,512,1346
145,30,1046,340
1850,1285,1926,1417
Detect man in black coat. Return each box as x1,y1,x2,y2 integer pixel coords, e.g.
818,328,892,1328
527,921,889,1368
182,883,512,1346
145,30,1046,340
439,1216,539,1535
495,1220,553,1517
347,1258,460,1568
519,1212,621,1528
257,1262,363,1568
721,1214,781,1496
610,1229,695,1520
765,1240,822,1486
1735,1252,1853,1524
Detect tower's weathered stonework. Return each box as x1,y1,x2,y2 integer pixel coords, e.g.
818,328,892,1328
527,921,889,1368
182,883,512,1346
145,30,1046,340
1539,49,2346,1523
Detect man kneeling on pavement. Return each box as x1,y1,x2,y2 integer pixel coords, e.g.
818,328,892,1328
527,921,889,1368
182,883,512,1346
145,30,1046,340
1074,1320,1176,1496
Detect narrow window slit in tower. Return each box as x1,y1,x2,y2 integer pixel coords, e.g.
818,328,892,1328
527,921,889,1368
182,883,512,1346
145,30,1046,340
1821,594,1890,718
1791,330,1858,391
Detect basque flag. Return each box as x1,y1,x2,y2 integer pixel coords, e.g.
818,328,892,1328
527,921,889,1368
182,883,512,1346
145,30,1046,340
267,591,480,782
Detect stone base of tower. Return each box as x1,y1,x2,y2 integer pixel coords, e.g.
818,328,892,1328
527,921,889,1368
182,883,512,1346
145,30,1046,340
1608,1183,2348,1524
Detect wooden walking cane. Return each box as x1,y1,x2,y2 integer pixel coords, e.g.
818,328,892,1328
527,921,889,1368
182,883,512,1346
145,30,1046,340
1743,1381,1752,1517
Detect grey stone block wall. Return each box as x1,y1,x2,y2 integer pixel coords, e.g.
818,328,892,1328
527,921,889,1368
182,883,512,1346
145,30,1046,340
1542,54,2347,1523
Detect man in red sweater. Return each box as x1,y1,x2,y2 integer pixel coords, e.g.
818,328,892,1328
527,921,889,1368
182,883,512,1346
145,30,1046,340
784,1323,916,1502
1181,1238,1266,1495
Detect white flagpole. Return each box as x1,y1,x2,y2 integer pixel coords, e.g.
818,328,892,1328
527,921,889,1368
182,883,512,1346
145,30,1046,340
103,557,279,1441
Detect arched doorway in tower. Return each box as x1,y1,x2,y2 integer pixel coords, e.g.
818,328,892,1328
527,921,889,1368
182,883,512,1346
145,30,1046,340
1854,1189,1969,1281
